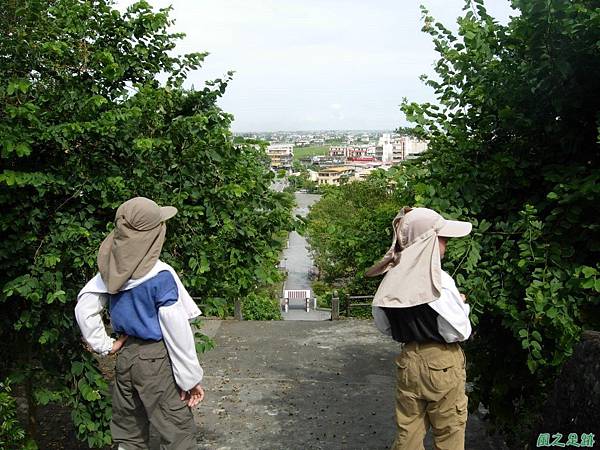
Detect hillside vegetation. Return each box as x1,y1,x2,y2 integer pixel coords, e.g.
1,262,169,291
0,1,293,447
305,0,600,445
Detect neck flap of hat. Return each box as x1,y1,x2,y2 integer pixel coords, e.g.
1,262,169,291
97,198,167,294
367,207,445,308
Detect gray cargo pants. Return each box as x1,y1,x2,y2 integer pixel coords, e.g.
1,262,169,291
111,337,198,450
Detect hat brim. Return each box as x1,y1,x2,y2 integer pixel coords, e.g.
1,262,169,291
438,219,472,238
160,206,178,221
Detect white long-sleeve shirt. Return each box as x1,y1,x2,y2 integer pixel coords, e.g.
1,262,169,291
74,261,204,391
373,270,472,343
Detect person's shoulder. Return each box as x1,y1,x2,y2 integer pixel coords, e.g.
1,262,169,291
130,270,176,291
78,273,107,298
154,270,176,286
141,271,178,302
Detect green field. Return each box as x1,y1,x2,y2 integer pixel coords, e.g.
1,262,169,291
293,145,329,161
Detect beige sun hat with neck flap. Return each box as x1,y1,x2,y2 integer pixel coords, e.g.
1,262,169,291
97,197,178,294
366,207,472,308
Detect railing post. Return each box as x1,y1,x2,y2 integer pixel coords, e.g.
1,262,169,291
234,298,243,320
331,290,339,320
345,293,350,317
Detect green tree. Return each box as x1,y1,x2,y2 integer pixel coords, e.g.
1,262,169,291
306,0,599,444
305,168,398,289
0,0,293,446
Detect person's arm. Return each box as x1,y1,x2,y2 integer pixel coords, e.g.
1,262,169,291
428,272,472,343
155,271,204,406
74,292,115,356
372,306,392,336
158,301,204,393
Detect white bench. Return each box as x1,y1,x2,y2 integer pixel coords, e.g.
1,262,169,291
283,289,314,312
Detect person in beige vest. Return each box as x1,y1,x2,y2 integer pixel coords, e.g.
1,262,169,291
367,207,473,450
75,197,205,450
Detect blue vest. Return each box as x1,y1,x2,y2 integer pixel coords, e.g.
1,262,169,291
109,271,178,341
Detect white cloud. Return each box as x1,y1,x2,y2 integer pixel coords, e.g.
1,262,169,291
114,0,515,131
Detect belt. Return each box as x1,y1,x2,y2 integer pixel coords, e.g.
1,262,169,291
403,340,458,352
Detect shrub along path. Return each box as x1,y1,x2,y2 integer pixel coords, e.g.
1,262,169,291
179,319,506,450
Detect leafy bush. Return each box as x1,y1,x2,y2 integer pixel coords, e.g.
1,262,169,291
0,0,292,446
242,292,282,321
0,380,34,450
193,320,217,354
199,297,231,318
311,281,331,308
306,0,599,445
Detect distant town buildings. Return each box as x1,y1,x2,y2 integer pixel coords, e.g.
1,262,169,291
238,130,384,146
328,145,375,159
239,130,428,176
304,156,346,167
266,143,294,170
352,167,380,181
317,167,354,186
307,169,319,182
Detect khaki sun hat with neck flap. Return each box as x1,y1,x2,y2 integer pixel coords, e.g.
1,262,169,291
367,207,472,308
97,197,178,294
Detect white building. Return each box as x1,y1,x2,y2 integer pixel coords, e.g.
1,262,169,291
404,138,428,159
329,145,373,159
376,134,427,163
267,143,294,170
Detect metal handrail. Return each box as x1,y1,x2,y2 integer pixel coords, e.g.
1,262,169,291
330,292,375,318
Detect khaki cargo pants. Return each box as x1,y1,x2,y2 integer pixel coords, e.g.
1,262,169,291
111,338,198,450
392,341,468,450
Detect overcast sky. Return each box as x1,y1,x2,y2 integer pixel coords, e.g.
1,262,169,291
115,1,515,131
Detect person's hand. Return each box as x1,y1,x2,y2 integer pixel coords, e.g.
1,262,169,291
109,335,128,354
460,293,468,303
180,384,204,407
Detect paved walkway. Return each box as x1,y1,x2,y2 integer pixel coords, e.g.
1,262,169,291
183,320,505,450
281,192,329,321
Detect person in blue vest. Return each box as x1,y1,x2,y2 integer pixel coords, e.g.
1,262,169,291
75,197,204,450
367,207,473,450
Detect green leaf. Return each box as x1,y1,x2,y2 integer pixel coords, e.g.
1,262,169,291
15,143,32,157
581,266,597,278
71,362,84,376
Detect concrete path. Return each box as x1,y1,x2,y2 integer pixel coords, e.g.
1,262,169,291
282,308,331,320
282,230,313,291
188,320,505,450
281,192,329,321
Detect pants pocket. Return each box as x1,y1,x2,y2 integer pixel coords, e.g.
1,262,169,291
426,356,457,392
137,343,169,378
